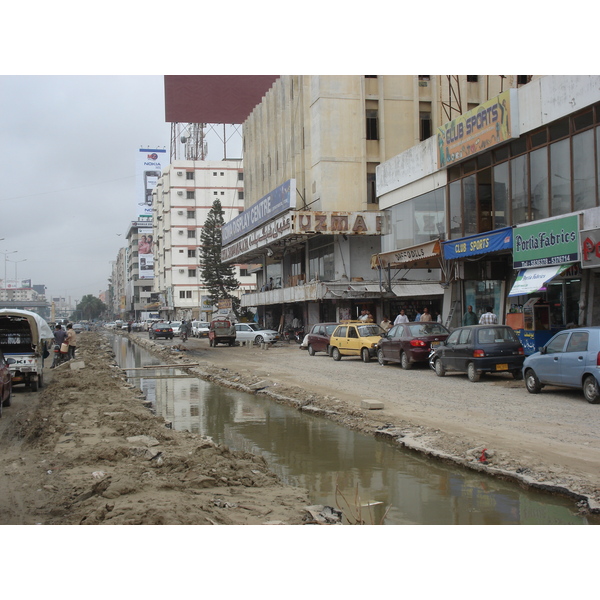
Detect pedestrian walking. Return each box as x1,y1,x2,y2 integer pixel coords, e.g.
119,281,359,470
479,306,498,325
380,316,392,332
66,323,77,360
420,307,432,322
462,305,478,326
394,309,409,325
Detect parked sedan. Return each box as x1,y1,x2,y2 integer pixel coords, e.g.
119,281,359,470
377,322,450,369
430,324,525,382
304,322,338,356
0,349,12,418
149,323,174,340
192,321,210,338
523,327,600,403
234,323,280,344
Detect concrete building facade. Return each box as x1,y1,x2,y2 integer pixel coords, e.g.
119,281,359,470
152,159,256,321
225,75,516,331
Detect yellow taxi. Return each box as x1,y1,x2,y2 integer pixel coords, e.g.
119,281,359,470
329,321,385,363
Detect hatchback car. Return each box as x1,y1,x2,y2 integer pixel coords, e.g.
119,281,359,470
377,322,450,369
430,324,525,382
304,323,338,356
192,321,210,338
329,322,385,362
0,348,12,418
522,327,600,403
149,323,174,340
234,323,280,345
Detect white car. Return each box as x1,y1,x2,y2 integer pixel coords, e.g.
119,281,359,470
192,321,210,338
234,323,280,344
169,321,182,336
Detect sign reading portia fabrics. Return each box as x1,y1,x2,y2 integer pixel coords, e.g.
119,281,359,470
513,215,580,269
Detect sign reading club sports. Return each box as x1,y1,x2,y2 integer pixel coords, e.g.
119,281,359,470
513,215,580,268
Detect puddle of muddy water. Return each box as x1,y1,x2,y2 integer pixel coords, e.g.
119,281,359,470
111,335,599,525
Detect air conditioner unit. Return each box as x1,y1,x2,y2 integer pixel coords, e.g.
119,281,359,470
178,230,184,235
177,171,183,176
179,269,185,273
177,210,183,215
177,190,183,196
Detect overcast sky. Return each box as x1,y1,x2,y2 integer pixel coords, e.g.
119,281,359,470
0,75,241,304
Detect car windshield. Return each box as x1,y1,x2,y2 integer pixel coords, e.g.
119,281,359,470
170,322,182,327
407,323,448,337
324,324,337,335
477,327,518,344
357,324,384,337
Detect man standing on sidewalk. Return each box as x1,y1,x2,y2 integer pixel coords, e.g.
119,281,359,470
479,306,498,325
66,323,77,360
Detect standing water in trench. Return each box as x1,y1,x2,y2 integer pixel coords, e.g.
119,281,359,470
111,335,598,525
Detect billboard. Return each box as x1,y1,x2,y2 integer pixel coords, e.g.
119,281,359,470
437,89,518,168
138,227,154,280
136,148,167,218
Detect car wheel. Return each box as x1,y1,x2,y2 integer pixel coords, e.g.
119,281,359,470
361,348,371,363
255,335,264,345
583,375,600,404
229,340,234,346
38,374,43,389
512,369,523,381
332,347,342,361
148,332,152,338
525,368,542,394
400,352,412,370
327,345,332,357
377,349,387,366
308,344,316,356
30,377,39,392
467,362,481,382
434,358,446,377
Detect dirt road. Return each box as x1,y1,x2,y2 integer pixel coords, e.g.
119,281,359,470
132,330,600,512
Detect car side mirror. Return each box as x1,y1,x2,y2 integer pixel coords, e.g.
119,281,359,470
539,346,547,355
6,357,15,365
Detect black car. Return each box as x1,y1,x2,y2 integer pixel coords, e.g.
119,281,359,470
430,324,524,382
377,322,450,369
149,323,174,340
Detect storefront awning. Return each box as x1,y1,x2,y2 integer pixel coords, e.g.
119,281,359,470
508,264,572,297
371,240,441,270
391,283,445,297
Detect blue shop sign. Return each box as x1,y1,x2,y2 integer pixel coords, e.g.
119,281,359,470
442,227,513,260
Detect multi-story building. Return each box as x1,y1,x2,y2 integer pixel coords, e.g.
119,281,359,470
110,248,127,320
375,75,600,352
125,217,156,320
222,75,517,330
152,159,256,321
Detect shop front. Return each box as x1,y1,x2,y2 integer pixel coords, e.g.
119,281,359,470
507,215,581,354
442,227,514,326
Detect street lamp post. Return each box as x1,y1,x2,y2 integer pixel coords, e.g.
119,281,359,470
1,250,18,290
7,258,27,282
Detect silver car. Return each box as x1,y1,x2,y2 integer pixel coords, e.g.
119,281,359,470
234,323,280,344
523,327,600,403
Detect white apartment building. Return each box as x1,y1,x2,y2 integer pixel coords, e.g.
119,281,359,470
152,159,257,321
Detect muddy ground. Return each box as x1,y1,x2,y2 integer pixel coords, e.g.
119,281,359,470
127,330,600,515
2,328,599,526
0,333,314,525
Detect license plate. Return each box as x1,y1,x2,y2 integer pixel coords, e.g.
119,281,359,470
430,341,440,348
495,363,508,371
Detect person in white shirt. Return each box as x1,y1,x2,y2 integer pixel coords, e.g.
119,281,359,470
479,306,498,325
394,309,409,325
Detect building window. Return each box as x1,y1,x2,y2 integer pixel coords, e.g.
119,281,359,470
420,112,432,141
186,171,194,180
466,75,478,83
186,191,195,199
238,191,244,200
367,172,377,204
213,191,218,195
186,290,192,298
365,75,377,79
517,75,531,85
213,172,217,176
418,75,430,81
188,249,196,258
179,291,186,299
220,172,224,176
366,110,379,141
187,210,195,219
238,172,244,181
188,269,196,277
187,229,196,239
239,268,249,277
220,191,225,195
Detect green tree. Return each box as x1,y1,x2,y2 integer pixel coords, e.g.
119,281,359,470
200,199,241,317
73,294,106,321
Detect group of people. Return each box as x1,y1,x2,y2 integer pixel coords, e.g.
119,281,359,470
377,304,498,332
50,323,77,368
